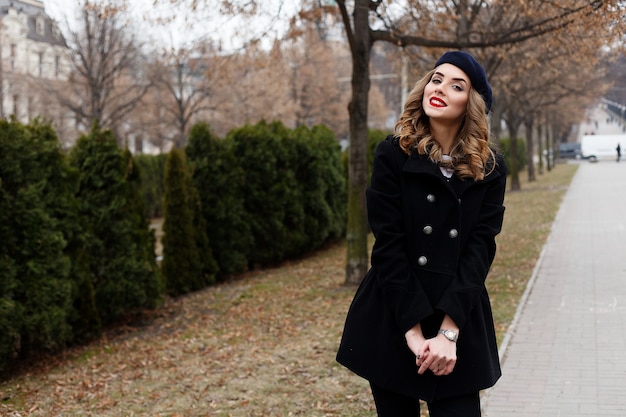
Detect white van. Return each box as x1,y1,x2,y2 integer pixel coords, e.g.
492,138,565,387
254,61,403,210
580,134,624,162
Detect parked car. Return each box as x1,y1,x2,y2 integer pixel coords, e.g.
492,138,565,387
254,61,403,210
558,142,582,160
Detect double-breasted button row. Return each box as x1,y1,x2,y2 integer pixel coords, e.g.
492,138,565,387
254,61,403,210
418,193,458,267
420,225,459,238
417,227,459,267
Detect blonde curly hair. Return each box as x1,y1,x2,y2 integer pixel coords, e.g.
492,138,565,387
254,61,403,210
394,69,495,181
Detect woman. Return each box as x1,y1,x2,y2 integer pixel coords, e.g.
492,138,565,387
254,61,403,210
336,51,507,416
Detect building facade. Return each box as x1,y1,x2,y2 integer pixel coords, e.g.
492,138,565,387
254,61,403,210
1,0,75,144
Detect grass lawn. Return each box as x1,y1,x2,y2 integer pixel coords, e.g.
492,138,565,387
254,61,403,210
0,162,578,417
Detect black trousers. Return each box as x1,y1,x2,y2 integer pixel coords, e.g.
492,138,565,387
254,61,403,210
370,383,481,417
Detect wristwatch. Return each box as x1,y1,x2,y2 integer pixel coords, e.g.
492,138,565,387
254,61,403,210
438,329,458,343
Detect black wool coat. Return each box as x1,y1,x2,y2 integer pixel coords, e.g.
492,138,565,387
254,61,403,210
336,135,507,402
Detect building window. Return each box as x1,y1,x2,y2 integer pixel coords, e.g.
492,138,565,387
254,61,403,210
58,108,65,130
39,52,44,76
28,96,34,120
13,95,20,118
10,44,17,70
36,18,45,36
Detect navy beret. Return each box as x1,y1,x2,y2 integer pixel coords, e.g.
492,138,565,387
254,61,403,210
434,51,492,112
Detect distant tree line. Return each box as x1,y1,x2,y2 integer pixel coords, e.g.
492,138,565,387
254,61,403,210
0,117,347,373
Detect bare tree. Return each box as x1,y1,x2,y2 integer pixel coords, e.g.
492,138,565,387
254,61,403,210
149,45,219,149
197,33,352,138
56,1,150,140
495,18,612,186
282,25,352,137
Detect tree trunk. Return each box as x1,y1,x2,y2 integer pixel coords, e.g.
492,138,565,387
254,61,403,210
546,118,553,172
537,122,544,175
507,123,522,191
525,115,536,182
491,102,503,148
344,0,372,285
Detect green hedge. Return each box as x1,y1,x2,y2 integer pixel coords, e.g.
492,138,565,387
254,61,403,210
0,117,347,372
0,120,165,366
134,153,166,219
161,149,216,295
1,121,164,371
225,120,346,267
293,124,346,250
186,123,251,278
69,126,163,325
227,121,289,266
0,119,75,365
184,121,346,276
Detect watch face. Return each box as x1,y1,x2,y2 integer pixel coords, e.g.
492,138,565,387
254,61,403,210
439,329,457,341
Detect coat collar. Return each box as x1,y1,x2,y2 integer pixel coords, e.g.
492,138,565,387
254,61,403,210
402,151,443,176
402,150,501,196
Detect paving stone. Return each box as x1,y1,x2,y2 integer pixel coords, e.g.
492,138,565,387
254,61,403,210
482,106,626,416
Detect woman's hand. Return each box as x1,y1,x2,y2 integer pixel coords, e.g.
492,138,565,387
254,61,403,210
416,333,457,376
411,315,459,376
404,324,427,369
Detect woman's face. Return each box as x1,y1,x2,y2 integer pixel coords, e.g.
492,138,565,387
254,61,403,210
422,63,470,123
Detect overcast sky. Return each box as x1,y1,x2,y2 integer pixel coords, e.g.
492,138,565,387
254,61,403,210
42,0,297,51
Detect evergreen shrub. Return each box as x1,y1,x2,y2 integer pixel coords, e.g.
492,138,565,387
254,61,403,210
186,123,251,278
161,149,216,296
293,124,346,251
134,153,166,218
228,121,289,266
0,119,75,367
0,115,348,372
268,121,307,258
225,120,347,267
69,126,162,325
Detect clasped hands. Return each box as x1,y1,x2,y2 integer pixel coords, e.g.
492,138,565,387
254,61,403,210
405,325,457,376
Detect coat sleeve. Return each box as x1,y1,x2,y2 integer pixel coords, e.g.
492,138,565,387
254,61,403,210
367,138,435,333
435,154,508,331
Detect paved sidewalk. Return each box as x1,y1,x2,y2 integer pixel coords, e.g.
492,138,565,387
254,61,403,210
482,160,626,416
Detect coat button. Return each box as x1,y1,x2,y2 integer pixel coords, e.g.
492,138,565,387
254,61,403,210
418,256,428,266
422,225,433,234
449,229,459,238
426,194,436,203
